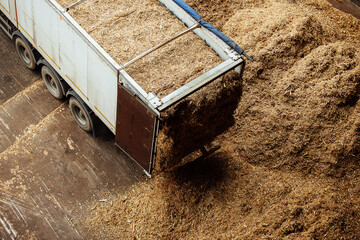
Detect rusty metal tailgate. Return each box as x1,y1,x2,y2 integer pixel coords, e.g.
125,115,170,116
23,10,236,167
115,85,159,174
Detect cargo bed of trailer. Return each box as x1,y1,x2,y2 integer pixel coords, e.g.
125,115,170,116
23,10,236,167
0,0,248,174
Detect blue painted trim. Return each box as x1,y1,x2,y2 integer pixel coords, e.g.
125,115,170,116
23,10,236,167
173,0,253,61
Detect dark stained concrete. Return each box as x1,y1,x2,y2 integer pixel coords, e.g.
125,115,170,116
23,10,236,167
0,30,39,104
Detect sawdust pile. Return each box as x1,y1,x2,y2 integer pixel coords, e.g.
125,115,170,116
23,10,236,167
57,0,222,97
221,0,360,177
85,0,360,239
89,152,360,239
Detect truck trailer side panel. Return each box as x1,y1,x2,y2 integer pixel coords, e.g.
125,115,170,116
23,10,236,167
8,0,120,133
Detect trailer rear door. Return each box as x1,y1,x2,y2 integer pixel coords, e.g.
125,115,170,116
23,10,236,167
115,85,158,174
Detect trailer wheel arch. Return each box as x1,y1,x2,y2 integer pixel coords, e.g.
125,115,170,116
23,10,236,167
11,30,25,41
67,90,94,133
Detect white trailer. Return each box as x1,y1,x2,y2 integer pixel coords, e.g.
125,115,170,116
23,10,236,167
0,0,247,174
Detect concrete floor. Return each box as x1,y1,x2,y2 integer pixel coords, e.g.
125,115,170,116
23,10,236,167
0,29,144,239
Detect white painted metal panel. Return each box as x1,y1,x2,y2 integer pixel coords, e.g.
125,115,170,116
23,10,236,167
31,0,61,70
58,14,88,100
0,0,15,25
87,48,117,132
0,0,9,15
8,1,15,24
16,0,35,43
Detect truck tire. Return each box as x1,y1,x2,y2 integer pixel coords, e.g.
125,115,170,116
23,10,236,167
15,37,36,70
69,97,94,132
41,65,64,100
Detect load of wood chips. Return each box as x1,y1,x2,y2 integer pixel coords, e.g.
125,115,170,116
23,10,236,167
57,0,223,97
56,0,242,172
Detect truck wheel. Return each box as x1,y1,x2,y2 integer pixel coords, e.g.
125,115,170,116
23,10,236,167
41,66,64,100
15,37,36,70
69,97,93,132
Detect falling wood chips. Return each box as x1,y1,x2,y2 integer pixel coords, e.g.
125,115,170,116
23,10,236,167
56,0,242,171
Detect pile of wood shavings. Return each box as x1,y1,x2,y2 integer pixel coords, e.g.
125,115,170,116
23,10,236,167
84,0,360,239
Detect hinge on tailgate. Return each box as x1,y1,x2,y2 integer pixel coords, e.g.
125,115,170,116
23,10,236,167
225,48,241,61
147,93,162,108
